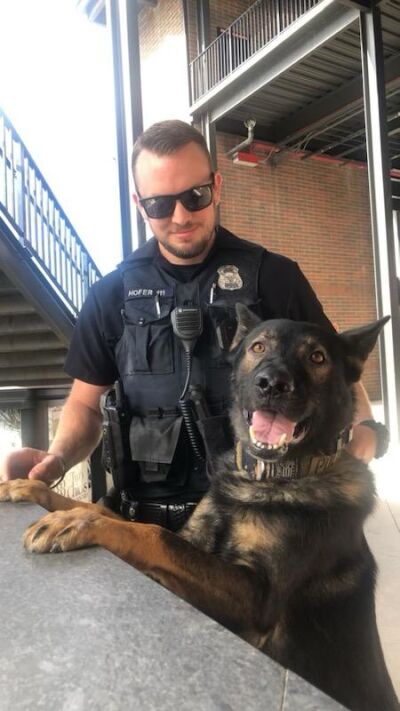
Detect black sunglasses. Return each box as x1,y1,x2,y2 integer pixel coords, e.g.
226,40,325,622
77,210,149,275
138,175,214,219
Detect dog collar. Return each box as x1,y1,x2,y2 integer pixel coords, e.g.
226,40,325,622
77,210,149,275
235,428,352,481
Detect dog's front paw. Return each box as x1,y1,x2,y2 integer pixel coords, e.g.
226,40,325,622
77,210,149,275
0,479,49,504
23,507,101,554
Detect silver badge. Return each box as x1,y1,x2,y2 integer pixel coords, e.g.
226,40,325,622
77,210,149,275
217,265,243,291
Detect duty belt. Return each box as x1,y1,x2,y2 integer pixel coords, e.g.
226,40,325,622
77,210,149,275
120,492,198,532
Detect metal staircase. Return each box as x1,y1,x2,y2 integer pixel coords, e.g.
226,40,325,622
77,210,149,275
0,109,101,389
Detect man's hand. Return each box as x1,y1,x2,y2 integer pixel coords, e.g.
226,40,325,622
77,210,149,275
347,380,378,464
346,424,377,464
0,380,108,487
0,448,65,485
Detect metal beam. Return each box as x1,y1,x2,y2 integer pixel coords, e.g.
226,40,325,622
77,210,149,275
21,404,49,450
360,7,400,442
337,0,377,9
125,0,146,247
0,365,70,386
190,0,359,124
194,0,217,169
201,113,217,170
272,52,400,144
107,0,146,255
0,388,69,408
196,0,211,53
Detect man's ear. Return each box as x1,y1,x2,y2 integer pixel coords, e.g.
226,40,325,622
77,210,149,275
230,304,262,351
212,170,223,208
339,316,390,382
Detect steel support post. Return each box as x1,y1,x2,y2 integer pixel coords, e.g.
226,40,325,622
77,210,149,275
107,0,146,256
200,113,217,170
196,0,217,169
360,7,400,442
21,402,49,450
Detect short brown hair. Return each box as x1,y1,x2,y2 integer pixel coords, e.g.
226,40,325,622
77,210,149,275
131,120,212,186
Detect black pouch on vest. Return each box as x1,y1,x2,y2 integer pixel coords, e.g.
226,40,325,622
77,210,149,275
129,413,190,485
121,295,174,375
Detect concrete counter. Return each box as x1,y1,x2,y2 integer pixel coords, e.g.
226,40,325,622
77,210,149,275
0,503,344,710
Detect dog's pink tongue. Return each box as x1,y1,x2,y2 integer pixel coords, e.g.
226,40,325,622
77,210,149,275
252,410,296,445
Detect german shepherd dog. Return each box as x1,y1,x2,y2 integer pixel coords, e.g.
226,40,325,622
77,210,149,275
1,306,398,711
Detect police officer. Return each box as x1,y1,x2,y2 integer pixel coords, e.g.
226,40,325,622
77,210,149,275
0,120,384,529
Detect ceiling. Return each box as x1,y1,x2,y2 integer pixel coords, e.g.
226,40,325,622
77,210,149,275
216,0,400,203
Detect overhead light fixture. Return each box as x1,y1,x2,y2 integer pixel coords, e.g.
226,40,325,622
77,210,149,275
232,151,259,167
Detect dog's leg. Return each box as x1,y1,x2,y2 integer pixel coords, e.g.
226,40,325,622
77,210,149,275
0,480,121,520
23,507,264,642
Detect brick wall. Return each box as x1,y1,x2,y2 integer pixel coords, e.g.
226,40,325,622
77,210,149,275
186,0,254,60
209,0,253,40
138,0,191,126
218,132,381,399
185,0,198,61
138,2,381,401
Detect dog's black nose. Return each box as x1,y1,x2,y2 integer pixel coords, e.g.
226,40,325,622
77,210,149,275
254,371,294,396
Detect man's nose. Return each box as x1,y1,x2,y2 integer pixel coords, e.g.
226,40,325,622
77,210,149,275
171,199,193,222
254,369,294,396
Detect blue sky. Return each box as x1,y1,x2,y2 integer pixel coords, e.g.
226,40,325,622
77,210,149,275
0,0,122,274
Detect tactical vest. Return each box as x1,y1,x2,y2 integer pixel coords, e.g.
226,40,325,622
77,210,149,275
114,227,264,499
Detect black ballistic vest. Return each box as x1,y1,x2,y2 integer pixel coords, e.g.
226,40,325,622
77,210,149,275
114,228,264,499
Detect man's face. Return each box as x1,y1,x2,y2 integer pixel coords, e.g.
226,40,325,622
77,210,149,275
133,142,222,264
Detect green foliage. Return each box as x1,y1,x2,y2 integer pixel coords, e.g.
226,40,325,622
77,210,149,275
0,409,21,432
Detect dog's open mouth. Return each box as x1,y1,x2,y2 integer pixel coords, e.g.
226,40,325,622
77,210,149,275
248,410,308,459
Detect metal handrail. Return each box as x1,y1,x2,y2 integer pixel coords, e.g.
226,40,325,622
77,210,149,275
0,109,101,316
190,0,322,103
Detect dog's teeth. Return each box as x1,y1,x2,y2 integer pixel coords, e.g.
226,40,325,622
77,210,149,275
250,428,284,452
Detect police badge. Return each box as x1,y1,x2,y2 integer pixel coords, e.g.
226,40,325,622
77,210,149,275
217,265,243,291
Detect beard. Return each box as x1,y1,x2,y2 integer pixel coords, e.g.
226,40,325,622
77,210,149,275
157,227,215,260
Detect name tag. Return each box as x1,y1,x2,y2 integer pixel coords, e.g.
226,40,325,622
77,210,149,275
126,287,173,299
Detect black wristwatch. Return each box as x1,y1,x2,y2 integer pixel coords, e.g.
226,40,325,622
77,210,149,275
359,420,390,459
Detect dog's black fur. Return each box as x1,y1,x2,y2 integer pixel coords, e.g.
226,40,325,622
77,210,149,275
180,306,398,711
2,307,398,710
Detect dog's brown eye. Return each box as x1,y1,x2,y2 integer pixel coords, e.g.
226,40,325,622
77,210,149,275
251,342,265,354
310,350,325,364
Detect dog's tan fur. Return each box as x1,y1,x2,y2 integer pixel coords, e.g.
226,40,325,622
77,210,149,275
1,311,398,711
0,478,265,648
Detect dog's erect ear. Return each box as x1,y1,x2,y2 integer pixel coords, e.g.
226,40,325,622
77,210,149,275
339,316,390,381
230,304,262,351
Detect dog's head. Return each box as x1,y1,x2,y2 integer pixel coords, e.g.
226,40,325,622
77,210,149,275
230,304,389,461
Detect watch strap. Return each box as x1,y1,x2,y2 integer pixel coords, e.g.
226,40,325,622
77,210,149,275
359,419,390,459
